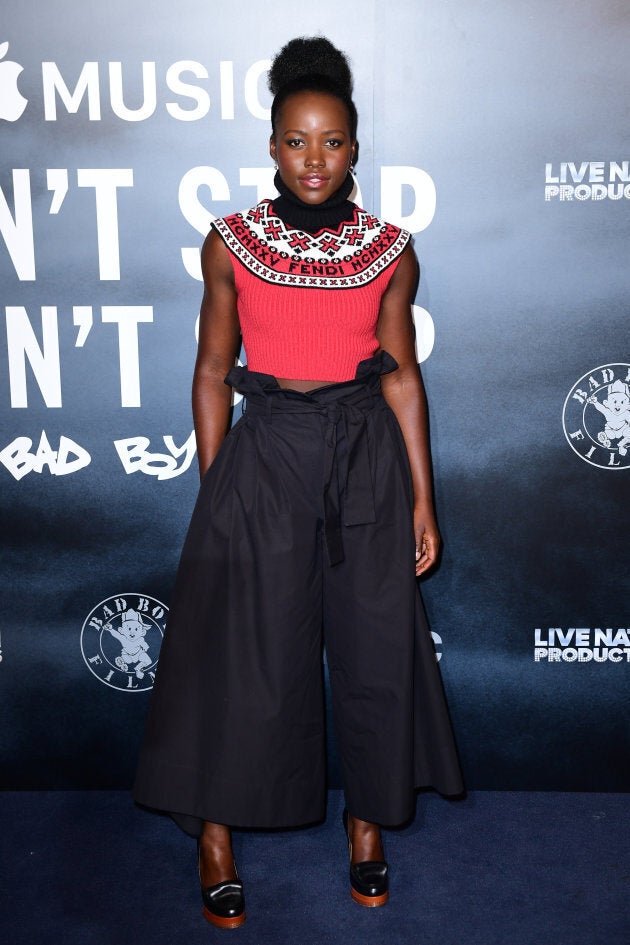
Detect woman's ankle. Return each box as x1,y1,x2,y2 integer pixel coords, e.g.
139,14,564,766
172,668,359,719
198,822,237,885
347,814,384,863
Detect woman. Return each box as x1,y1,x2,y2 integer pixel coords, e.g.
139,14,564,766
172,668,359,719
134,36,462,928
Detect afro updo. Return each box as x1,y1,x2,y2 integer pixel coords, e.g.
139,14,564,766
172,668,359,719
268,36,353,97
268,36,358,140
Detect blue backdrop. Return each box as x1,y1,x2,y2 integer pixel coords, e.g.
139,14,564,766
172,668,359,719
1,0,628,791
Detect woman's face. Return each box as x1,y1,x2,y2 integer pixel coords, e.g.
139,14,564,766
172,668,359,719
270,91,355,204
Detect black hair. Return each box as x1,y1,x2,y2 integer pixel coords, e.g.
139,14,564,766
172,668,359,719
268,37,358,141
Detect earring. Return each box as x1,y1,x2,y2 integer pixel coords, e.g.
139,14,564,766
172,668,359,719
349,163,354,173
273,163,278,171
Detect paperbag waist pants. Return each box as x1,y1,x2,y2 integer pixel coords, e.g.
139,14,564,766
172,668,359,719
133,351,463,833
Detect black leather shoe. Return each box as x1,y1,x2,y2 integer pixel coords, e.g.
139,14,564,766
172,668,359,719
342,808,389,907
198,841,246,929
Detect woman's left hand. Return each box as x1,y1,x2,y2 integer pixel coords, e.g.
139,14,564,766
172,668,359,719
414,505,440,576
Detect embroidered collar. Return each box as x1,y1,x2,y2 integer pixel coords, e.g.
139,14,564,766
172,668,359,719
213,200,410,290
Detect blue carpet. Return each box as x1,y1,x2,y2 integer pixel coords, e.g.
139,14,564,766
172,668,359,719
1,790,627,944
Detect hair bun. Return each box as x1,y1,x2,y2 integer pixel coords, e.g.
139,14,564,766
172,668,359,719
268,36,353,97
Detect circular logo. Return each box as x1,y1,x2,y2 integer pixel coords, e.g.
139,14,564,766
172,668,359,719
80,594,168,691
563,364,630,470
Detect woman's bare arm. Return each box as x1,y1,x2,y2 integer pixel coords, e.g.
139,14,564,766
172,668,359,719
192,229,241,478
376,244,439,576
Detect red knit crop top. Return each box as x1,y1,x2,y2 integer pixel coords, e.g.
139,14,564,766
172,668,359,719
212,200,411,382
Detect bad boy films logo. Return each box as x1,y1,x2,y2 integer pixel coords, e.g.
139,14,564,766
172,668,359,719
563,364,630,470
81,594,167,691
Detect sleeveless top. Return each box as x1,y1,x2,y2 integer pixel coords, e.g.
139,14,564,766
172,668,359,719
212,199,411,381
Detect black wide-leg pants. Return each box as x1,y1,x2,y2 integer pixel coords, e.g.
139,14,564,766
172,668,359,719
134,352,462,833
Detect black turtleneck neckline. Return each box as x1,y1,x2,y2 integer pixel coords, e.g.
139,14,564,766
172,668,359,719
271,171,356,234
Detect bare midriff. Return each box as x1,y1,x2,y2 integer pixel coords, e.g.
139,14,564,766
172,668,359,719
276,377,337,392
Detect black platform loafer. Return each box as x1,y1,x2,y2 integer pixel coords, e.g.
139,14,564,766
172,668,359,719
342,809,389,907
198,841,246,929
201,878,246,929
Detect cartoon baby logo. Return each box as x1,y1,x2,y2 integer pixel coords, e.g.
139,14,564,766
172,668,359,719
588,379,630,456
563,363,630,470
106,608,153,679
81,594,168,691
0,42,28,121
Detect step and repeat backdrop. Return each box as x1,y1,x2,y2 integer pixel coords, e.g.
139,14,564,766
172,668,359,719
1,0,628,791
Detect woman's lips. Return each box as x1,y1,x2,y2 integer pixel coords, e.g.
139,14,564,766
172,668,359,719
299,175,329,188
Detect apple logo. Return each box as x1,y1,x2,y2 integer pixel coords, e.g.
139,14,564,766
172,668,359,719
0,41,28,121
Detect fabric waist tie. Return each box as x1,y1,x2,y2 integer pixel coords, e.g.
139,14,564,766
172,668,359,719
225,350,398,566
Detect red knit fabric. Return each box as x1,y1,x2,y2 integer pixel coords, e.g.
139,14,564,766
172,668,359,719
232,256,399,381
213,200,411,382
